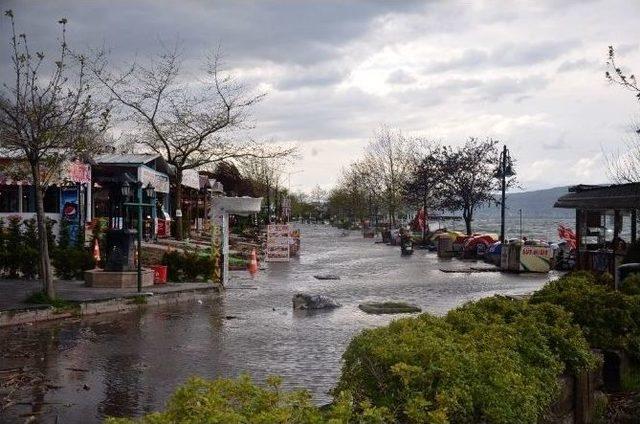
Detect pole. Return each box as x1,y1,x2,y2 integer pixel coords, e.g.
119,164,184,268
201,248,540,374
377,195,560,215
137,184,143,293
500,145,507,243
519,208,523,239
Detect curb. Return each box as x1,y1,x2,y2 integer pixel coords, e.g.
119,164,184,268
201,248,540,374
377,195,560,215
0,285,222,327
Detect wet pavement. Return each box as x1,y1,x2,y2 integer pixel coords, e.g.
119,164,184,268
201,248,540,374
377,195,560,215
0,224,559,423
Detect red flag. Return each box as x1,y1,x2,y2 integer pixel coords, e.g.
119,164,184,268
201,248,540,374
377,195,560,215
557,225,576,250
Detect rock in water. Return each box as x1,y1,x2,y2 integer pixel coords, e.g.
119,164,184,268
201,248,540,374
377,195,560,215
292,293,341,310
358,302,421,314
313,274,340,280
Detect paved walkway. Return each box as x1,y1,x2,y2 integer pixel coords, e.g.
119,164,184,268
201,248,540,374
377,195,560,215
0,279,216,311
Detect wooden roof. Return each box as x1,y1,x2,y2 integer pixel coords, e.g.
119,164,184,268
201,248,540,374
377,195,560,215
554,183,640,210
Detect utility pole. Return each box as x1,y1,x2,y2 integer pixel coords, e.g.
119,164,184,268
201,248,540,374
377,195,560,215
497,145,515,243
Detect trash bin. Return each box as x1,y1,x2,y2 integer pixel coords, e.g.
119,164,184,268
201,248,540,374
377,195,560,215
151,265,168,284
617,263,640,288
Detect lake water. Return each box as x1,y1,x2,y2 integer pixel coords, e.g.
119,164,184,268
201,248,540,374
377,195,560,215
0,224,560,423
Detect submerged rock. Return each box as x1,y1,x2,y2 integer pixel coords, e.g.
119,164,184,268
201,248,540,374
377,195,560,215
313,274,340,280
358,302,421,314
292,293,341,310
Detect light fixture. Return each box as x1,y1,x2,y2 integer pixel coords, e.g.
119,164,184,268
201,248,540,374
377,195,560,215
145,182,155,198
121,181,131,198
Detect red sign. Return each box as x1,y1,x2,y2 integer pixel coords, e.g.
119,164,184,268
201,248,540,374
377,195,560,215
67,161,91,184
157,219,170,237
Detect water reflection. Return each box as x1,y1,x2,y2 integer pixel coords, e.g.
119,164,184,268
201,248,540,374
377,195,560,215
0,224,557,423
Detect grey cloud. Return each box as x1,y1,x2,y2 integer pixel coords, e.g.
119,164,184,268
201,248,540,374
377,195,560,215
478,75,549,102
387,69,417,85
427,40,579,73
393,75,549,106
557,58,600,73
276,67,350,91
542,133,569,150
616,43,639,55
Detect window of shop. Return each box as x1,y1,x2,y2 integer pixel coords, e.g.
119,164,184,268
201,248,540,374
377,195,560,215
21,186,60,213
0,186,19,212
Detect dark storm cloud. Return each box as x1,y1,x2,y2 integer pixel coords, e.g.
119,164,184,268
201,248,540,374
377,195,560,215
1,0,426,67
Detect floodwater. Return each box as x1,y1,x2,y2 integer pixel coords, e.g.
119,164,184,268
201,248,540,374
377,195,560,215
0,224,559,423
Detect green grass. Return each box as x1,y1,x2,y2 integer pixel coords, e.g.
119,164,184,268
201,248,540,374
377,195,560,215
24,291,75,309
128,295,148,305
229,256,248,266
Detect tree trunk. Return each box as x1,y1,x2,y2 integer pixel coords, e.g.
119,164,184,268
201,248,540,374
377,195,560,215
31,163,55,298
422,193,428,244
175,170,184,240
463,209,472,235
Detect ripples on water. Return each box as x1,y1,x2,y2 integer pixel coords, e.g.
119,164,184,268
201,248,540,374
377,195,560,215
0,223,559,423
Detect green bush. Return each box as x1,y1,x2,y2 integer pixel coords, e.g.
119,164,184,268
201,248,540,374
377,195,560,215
161,250,184,282
161,250,214,282
336,311,565,423
105,375,391,424
52,247,96,280
530,272,640,361
445,296,597,375
621,273,640,296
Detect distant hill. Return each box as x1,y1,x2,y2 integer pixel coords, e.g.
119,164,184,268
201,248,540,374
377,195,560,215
473,186,574,219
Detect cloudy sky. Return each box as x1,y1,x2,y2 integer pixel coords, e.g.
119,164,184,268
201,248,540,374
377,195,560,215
2,0,640,193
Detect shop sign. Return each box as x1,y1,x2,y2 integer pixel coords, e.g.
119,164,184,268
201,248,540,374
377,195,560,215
266,224,290,262
67,161,91,184
138,166,170,193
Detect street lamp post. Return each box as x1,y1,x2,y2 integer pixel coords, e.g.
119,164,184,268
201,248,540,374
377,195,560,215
496,145,515,243
123,181,155,293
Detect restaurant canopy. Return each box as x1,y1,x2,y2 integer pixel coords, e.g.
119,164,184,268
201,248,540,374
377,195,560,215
554,183,640,210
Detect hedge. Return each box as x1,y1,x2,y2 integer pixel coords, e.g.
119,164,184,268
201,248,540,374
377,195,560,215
105,375,392,424
336,297,596,424
530,271,640,361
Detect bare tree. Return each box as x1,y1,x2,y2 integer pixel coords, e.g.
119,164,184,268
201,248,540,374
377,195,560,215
92,46,293,239
238,155,286,223
0,11,107,297
363,126,416,225
605,46,640,183
606,46,640,102
404,144,444,242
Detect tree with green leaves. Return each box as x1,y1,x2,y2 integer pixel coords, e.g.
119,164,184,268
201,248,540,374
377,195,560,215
438,138,514,235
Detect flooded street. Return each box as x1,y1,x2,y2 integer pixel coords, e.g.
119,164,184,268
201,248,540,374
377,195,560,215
1,225,559,423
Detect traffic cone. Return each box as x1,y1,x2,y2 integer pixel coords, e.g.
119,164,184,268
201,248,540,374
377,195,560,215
93,238,101,264
248,248,258,277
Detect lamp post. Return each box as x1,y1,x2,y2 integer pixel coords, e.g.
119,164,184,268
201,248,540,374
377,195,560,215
123,181,155,292
496,145,515,243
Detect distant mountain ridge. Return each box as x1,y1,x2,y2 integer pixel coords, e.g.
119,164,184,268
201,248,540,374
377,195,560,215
473,186,574,219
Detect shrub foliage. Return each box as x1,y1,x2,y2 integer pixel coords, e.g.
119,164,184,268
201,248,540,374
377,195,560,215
530,271,640,361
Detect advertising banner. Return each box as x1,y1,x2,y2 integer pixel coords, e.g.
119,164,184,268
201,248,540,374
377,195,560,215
60,187,80,244
266,224,290,262
520,245,552,273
